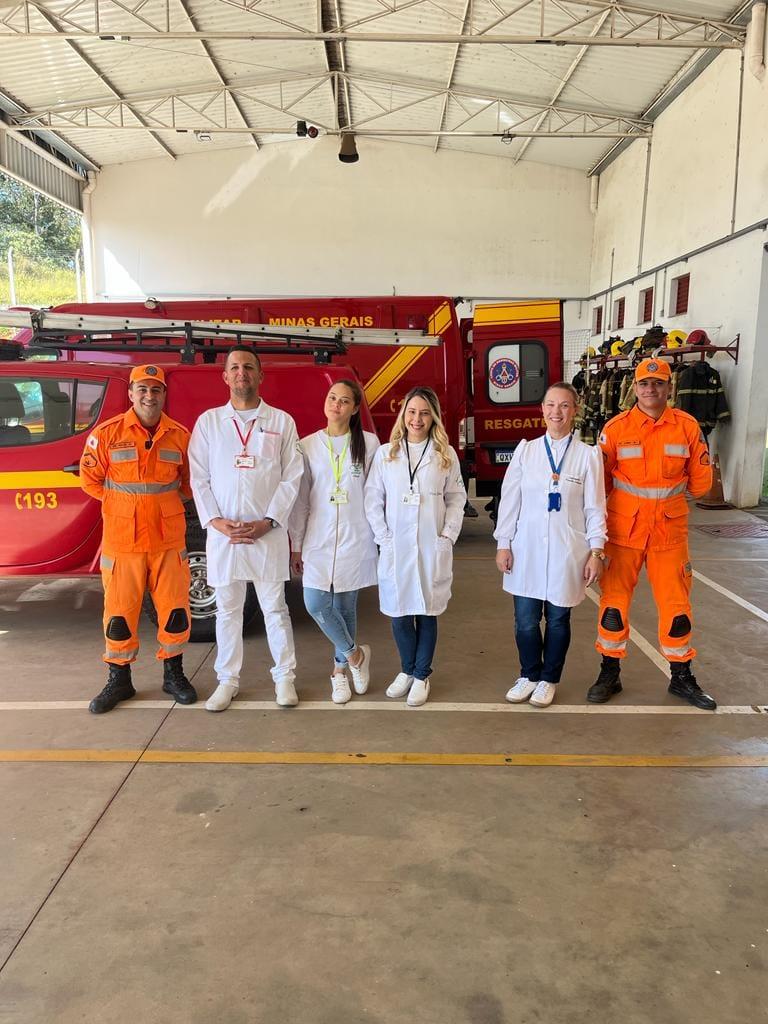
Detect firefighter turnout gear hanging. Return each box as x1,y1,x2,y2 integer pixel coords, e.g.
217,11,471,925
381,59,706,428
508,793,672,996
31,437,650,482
80,367,196,710
592,359,716,709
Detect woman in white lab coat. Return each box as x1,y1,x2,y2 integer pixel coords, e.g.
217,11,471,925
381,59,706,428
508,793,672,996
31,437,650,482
364,386,466,706
494,382,607,708
289,379,380,704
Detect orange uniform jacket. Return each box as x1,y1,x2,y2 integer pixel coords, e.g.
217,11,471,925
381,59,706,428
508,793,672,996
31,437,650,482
80,409,191,553
599,404,712,551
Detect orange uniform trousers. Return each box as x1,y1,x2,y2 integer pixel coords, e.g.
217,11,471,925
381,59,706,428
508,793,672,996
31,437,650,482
101,548,191,665
596,540,695,663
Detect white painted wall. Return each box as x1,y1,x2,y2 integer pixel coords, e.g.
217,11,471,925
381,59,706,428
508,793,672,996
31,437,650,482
590,45,768,508
90,137,593,301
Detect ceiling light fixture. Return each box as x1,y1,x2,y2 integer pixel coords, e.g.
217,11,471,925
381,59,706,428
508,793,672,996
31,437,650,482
338,133,359,164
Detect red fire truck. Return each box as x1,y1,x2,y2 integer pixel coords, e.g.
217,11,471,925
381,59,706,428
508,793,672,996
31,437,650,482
0,296,562,638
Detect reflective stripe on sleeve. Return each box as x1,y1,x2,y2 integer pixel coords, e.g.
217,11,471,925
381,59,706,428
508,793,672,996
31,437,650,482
617,445,643,459
100,554,114,571
109,448,138,463
103,479,181,494
613,479,687,500
664,444,689,457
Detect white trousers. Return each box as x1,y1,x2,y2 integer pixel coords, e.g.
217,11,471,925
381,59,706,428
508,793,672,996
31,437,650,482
214,580,296,687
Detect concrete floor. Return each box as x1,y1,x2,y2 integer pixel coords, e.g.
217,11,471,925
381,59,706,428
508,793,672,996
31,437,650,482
0,503,767,1023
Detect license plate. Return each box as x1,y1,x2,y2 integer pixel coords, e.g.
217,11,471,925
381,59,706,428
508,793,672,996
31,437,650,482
494,450,516,464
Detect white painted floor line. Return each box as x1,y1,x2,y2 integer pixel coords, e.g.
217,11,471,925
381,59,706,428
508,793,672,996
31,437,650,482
583,590,670,676
693,570,768,623
0,700,764,715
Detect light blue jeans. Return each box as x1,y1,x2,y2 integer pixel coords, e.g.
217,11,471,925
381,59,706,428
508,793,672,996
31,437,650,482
303,587,359,667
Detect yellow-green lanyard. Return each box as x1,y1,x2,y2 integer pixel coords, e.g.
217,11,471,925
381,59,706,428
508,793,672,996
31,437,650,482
325,432,350,490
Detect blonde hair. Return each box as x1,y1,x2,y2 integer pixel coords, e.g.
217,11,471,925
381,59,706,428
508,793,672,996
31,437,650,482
386,386,453,471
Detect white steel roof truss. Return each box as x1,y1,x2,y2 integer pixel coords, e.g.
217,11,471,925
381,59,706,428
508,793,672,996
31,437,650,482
0,0,747,46
433,0,471,153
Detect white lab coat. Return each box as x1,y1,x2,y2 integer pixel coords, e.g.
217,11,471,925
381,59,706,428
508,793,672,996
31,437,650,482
364,441,466,617
493,434,607,607
189,400,303,586
288,429,380,592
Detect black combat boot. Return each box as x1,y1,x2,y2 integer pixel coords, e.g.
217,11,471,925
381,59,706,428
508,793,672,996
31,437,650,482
89,663,136,714
162,655,197,704
668,661,716,711
586,656,623,703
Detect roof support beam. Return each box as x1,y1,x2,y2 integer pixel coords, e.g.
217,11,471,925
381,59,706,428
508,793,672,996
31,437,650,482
433,0,472,154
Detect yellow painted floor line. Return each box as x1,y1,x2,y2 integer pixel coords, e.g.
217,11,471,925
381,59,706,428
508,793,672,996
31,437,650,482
1,749,767,767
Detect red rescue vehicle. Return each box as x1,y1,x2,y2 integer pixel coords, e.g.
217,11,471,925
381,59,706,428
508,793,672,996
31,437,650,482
0,296,562,638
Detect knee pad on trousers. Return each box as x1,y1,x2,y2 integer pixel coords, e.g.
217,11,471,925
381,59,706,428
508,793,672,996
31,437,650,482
106,616,132,641
669,614,691,638
164,607,189,634
600,607,624,632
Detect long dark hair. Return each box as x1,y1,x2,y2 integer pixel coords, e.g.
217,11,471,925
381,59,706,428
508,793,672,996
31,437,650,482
333,378,367,468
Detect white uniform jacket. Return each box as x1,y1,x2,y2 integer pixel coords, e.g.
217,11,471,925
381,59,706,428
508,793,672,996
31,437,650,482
189,400,303,586
288,429,380,593
364,441,466,617
493,434,607,608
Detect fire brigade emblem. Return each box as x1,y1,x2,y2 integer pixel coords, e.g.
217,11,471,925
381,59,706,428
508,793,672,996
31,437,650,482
489,357,519,390
647,361,658,373
146,365,159,376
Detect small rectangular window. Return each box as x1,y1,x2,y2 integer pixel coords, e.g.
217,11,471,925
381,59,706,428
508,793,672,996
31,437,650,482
672,273,690,315
0,377,106,447
591,306,603,337
639,287,654,324
487,341,548,406
612,297,625,330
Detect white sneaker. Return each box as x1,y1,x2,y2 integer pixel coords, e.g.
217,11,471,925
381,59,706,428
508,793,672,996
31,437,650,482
505,677,537,703
206,681,238,712
349,644,371,695
275,679,299,707
529,681,556,708
330,673,351,705
386,672,413,699
407,678,430,706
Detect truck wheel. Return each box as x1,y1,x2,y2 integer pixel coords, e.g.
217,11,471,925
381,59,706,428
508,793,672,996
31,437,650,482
142,521,262,642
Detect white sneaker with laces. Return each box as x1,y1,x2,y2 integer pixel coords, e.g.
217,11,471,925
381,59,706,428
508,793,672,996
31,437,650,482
330,673,351,705
349,644,371,694
505,677,537,704
206,681,238,712
275,679,299,707
406,678,430,706
529,681,556,708
386,672,413,699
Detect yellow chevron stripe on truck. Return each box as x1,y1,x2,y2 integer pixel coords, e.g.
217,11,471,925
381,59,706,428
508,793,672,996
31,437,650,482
0,471,82,489
473,301,560,326
364,302,452,409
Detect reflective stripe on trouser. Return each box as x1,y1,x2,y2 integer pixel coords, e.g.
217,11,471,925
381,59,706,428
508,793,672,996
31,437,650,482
214,579,296,686
101,548,191,665
595,541,696,663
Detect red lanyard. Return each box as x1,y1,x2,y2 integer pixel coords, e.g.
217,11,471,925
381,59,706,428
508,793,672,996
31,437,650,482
233,418,256,453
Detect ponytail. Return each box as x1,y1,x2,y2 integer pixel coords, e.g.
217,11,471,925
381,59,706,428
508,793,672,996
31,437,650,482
335,378,367,468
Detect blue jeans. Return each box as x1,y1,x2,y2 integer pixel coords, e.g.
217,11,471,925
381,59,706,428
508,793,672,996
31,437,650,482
513,596,571,684
303,587,358,666
391,615,438,680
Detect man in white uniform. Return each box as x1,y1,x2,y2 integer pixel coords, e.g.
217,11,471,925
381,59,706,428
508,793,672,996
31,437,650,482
189,347,304,710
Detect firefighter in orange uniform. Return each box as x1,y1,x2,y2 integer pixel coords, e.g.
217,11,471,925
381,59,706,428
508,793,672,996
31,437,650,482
80,364,197,713
588,358,716,709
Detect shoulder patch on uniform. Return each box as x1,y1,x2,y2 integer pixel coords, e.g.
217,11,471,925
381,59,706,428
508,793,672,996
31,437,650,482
81,452,97,469
86,434,98,450
598,432,607,445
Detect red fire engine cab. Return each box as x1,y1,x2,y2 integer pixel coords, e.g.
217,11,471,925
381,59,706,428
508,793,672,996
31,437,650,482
0,296,562,639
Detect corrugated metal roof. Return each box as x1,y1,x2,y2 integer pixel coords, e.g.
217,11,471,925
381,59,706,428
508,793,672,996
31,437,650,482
0,0,750,175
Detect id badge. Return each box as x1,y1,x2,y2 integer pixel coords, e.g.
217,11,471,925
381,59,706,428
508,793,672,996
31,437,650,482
235,454,255,469
330,489,349,505
402,492,422,507
548,491,562,512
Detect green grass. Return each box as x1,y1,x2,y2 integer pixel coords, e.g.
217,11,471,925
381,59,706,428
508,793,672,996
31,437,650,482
0,263,80,337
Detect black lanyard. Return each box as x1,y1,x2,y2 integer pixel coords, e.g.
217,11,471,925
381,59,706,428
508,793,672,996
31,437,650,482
405,438,430,492
543,434,572,488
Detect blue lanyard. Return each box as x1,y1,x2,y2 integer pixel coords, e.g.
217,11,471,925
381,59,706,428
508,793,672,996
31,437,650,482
543,434,572,487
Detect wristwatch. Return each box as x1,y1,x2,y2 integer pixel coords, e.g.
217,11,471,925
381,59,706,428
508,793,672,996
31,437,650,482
265,517,280,530
591,549,607,561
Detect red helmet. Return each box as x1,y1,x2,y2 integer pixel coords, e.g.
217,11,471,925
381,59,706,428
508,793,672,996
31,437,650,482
687,329,710,346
